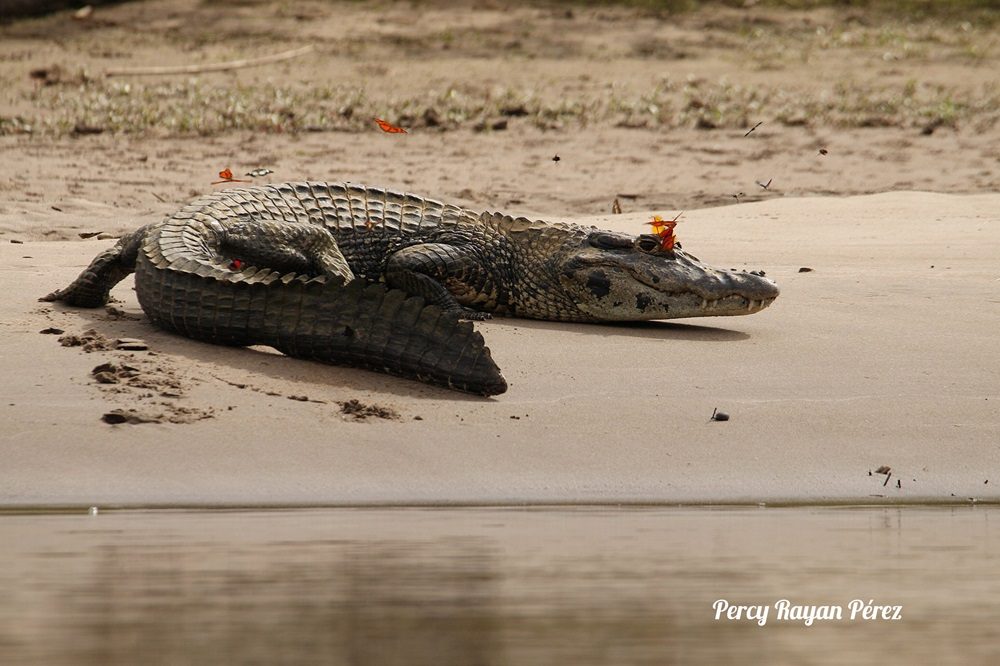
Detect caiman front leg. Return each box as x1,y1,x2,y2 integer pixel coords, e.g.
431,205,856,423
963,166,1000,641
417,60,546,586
385,243,494,321
41,225,152,307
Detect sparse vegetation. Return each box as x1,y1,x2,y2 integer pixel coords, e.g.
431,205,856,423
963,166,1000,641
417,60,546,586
5,75,996,137
559,0,998,23
0,0,996,139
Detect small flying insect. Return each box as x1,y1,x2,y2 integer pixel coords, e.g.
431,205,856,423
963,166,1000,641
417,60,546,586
644,212,682,251
756,178,773,190
212,168,251,185
374,118,407,133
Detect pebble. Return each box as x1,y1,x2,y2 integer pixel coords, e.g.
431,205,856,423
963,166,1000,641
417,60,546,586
710,408,730,422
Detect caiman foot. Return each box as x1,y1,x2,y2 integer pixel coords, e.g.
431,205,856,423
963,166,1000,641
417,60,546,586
39,284,109,307
41,227,147,308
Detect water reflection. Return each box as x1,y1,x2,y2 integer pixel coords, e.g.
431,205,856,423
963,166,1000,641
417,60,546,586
49,538,501,665
0,507,996,665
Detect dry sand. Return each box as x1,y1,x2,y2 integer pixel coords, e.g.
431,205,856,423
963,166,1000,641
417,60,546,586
1,191,997,506
0,1,998,507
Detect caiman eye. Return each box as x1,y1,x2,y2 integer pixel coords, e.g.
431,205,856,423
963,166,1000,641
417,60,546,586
636,235,660,253
588,232,633,250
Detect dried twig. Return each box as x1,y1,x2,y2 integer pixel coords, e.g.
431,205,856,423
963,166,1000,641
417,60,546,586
105,45,315,77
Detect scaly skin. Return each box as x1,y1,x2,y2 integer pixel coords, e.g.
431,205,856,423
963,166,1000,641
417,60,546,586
42,182,779,395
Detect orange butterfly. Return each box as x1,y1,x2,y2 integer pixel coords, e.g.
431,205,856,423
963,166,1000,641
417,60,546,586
374,117,407,134
645,212,682,251
212,167,250,185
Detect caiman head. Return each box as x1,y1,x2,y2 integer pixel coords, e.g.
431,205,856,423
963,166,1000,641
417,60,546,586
554,229,779,321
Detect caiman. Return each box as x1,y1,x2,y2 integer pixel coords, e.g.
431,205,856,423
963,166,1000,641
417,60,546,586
42,182,779,396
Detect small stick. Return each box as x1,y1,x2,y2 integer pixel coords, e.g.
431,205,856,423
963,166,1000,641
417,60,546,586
744,121,763,137
105,45,315,77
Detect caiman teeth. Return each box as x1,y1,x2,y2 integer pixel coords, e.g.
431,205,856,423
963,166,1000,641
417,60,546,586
699,296,774,311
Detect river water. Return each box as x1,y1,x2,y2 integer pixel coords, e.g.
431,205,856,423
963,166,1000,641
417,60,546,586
0,506,996,664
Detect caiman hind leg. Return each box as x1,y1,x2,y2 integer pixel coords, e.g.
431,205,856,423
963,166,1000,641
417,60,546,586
207,222,508,395
384,243,495,321
40,225,152,307
221,220,355,282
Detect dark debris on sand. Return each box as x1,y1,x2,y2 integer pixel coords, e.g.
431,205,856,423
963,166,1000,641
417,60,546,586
338,399,400,422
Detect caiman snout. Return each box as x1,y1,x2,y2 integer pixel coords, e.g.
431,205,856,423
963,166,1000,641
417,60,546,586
713,267,780,302
559,236,780,321
695,268,780,314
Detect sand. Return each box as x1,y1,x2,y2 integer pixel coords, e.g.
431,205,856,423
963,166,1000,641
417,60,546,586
1,191,997,506
1,1,998,507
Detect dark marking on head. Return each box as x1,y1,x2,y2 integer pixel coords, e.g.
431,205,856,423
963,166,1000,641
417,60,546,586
635,293,652,311
586,270,611,298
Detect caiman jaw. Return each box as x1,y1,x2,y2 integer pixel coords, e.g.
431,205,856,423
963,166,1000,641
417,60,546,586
670,291,778,317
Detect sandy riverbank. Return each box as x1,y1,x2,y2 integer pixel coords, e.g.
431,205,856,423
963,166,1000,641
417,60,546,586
2,0,998,506
2,191,997,507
